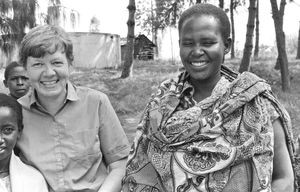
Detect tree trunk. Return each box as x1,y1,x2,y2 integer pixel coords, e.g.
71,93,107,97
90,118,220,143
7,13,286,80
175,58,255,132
12,0,36,42
219,0,224,8
151,0,158,59
254,0,259,58
270,0,290,92
121,0,136,78
196,0,202,3
296,22,300,59
230,0,235,59
12,0,25,42
239,0,256,73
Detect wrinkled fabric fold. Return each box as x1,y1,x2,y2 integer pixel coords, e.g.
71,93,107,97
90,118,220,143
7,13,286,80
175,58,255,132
122,66,296,192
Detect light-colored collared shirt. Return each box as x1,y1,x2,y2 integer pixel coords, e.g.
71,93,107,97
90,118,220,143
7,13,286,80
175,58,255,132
10,152,49,192
17,82,130,192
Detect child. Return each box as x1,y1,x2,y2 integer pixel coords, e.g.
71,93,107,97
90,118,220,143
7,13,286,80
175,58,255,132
0,93,48,192
3,62,30,99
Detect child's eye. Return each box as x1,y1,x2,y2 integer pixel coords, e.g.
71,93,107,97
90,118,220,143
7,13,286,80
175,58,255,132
1,127,14,135
9,77,17,81
21,76,29,81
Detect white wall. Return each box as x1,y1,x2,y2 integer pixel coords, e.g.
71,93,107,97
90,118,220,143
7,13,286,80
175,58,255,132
69,32,121,68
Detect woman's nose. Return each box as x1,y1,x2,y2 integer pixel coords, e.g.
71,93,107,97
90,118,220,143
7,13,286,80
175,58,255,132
192,46,204,56
44,65,56,76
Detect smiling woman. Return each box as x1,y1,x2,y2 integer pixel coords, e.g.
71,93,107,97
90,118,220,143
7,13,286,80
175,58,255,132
25,51,70,112
16,25,130,192
122,4,296,192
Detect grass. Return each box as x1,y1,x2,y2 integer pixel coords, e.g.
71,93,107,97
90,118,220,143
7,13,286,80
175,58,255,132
69,56,300,143
69,60,181,142
1,53,298,143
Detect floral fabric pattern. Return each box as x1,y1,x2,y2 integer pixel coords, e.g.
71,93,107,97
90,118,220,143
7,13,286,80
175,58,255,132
122,66,296,192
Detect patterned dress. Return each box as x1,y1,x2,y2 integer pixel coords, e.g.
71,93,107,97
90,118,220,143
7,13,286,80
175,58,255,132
122,66,296,192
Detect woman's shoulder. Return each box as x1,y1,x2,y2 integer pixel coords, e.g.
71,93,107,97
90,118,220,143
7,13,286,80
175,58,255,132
155,72,186,94
74,84,109,101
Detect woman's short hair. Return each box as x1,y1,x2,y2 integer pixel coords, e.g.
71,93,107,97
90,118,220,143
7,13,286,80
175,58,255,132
0,93,23,131
178,3,231,41
19,25,74,67
4,61,23,80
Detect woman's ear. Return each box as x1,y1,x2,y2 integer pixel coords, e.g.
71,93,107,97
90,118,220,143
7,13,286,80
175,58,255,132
17,125,23,140
224,38,232,54
3,80,8,88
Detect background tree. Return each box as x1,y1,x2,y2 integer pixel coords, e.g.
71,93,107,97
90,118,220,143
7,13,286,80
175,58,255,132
239,0,256,72
253,0,259,58
0,0,37,63
230,0,235,58
135,0,186,58
290,0,300,59
46,0,79,29
121,0,136,78
12,0,36,41
297,22,300,59
270,0,290,91
219,0,224,8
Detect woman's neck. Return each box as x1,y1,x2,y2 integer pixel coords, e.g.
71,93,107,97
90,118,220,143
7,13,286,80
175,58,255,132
37,91,67,115
190,74,221,103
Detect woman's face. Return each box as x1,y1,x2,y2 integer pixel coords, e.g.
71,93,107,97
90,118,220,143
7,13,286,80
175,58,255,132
0,107,20,162
179,15,231,84
4,66,30,99
26,50,70,100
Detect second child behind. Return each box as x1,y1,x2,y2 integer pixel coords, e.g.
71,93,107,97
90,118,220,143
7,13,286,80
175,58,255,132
3,62,30,99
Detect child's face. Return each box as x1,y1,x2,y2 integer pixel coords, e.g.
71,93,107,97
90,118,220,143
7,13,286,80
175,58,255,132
179,15,230,84
4,66,30,99
0,107,20,162
26,50,70,100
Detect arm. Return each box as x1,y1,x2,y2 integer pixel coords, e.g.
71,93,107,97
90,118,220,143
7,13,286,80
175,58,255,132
98,158,127,192
272,118,294,192
97,94,130,192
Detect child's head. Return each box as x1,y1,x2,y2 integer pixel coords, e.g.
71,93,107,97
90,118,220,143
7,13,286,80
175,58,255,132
19,25,74,68
0,93,23,161
3,61,30,99
178,3,231,42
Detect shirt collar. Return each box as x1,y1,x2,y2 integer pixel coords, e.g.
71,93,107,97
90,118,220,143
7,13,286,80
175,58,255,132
18,81,79,109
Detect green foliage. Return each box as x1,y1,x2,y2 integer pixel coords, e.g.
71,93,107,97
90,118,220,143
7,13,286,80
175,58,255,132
135,0,187,36
0,0,37,55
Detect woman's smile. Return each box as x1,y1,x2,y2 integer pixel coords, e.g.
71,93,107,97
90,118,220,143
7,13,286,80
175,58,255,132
190,61,208,68
40,80,59,86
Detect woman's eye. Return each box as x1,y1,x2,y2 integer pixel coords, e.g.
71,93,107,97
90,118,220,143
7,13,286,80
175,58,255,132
182,42,193,46
202,41,215,46
53,61,64,66
32,63,43,67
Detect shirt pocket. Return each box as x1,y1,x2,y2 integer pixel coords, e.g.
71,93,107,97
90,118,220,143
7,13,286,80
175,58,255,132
66,129,101,164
